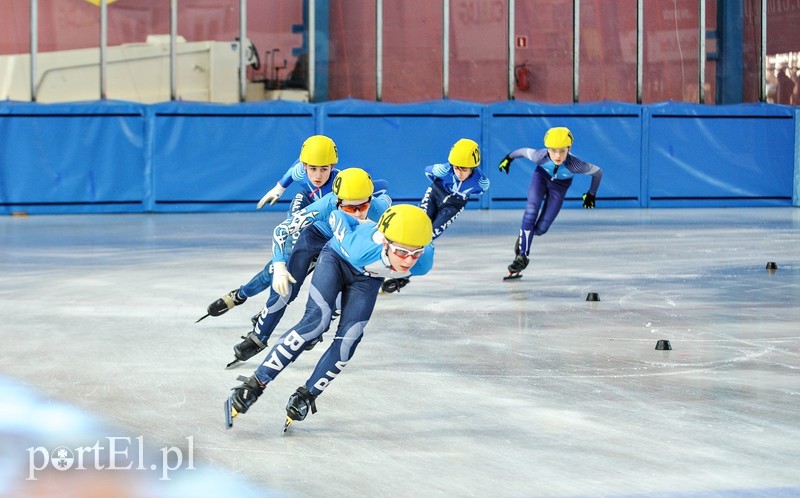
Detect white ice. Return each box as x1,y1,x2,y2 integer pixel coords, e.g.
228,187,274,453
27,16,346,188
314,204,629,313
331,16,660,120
1,208,798,497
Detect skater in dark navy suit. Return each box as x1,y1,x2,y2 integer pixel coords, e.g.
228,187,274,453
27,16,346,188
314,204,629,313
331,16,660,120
498,127,603,279
226,204,434,431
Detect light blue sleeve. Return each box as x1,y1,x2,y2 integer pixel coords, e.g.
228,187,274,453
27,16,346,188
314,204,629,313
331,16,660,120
327,210,363,243
277,159,305,188
425,162,450,181
509,147,548,164
565,155,603,195
271,194,337,262
372,179,389,198
366,194,392,221
475,167,490,193
409,243,435,276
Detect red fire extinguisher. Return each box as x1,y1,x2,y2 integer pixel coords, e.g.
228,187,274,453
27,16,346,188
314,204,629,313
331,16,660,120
515,63,530,92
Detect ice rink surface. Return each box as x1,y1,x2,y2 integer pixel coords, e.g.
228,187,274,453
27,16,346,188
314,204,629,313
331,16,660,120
1,207,798,498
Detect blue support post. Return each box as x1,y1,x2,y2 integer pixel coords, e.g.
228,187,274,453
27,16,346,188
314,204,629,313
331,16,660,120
292,1,329,102
716,0,744,104
794,108,800,207
315,0,330,102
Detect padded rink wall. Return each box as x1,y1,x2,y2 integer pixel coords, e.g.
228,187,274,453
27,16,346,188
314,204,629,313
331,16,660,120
0,99,797,215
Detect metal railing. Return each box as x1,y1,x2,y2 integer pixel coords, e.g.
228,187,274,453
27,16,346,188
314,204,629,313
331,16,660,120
23,1,769,104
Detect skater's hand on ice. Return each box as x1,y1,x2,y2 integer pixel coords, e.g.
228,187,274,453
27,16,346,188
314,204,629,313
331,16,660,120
498,154,513,174
272,262,296,297
257,182,286,209
582,192,596,209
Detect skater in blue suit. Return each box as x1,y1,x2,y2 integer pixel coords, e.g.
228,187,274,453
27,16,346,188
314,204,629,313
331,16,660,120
422,138,489,239
498,127,603,279
226,204,434,430
382,138,489,294
225,168,392,367
256,134,341,213
199,135,340,322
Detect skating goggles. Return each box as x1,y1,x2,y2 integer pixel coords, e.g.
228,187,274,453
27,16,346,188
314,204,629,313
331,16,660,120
387,241,425,260
337,200,371,214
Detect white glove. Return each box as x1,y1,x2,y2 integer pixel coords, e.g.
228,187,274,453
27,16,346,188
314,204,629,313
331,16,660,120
271,261,296,298
257,182,286,209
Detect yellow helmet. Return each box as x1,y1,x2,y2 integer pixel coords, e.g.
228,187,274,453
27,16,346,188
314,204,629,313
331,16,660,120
377,204,433,247
543,127,574,149
447,138,481,168
299,135,338,166
332,168,374,200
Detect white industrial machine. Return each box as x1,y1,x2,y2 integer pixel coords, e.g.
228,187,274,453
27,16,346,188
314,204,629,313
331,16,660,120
0,35,307,103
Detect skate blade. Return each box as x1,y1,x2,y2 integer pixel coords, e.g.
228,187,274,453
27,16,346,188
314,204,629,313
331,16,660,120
503,273,523,281
225,358,241,369
224,397,237,429
283,416,294,433
195,313,210,323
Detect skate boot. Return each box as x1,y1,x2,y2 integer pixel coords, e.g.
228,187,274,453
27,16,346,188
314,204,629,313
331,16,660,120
304,336,323,351
283,386,317,432
226,332,268,368
227,374,265,425
381,277,411,294
504,254,529,281
197,289,246,322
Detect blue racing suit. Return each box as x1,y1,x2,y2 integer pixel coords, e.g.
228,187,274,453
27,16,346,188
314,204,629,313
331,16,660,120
254,211,434,396
420,163,489,240
251,191,392,345
277,160,341,214
236,166,387,299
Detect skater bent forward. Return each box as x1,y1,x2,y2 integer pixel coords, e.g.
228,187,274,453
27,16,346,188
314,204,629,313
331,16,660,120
498,127,603,278
226,204,435,430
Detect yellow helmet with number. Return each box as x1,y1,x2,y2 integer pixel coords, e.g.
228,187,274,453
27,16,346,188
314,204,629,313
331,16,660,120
377,204,433,247
332,168,374,200
544,127,574,148
299,135,338,166
447,138,481,168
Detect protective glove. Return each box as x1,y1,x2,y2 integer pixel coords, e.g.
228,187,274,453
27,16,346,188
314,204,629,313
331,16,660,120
582,192,596,209
271,261,296,297
498,154,514,174
257,182,286,209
